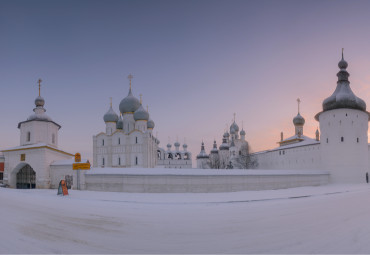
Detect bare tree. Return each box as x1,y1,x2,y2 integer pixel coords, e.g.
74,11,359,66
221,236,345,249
235,144,258,169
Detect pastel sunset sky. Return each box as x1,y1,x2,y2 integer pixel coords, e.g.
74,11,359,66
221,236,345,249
2,0,370,163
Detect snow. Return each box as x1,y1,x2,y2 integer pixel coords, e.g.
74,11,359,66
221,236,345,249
1,184,370,253
86,167,329,176
51,158,89,165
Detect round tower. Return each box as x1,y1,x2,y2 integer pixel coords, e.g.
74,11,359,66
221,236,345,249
315,51,369,183
103,98,118,135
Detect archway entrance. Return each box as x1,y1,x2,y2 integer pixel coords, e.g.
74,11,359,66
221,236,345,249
16,165,36,189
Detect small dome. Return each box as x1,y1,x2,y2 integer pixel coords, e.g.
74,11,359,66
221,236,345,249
230,121,239,133
224,132,230,137
293,113,305,126
240,129,246,136
183,143,188,149
103,106,119,123
133,104,149,121
27,112,52,121
119,88,141,114
35,96,45,107
174,141,180,147
116,116,123,129
167,143,172,149
147,119,155,129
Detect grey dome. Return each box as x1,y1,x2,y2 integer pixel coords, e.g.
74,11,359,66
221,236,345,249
147,119,155,129
174,141,180,147
119,88,141,114
230,121,239,133
133,104,149,121
240,129,246,136
293,113,305,126
103,106,119,123
224,132,230,137
116,115,123,129
35,96,45,107
183,143,188,149
322,54,366,113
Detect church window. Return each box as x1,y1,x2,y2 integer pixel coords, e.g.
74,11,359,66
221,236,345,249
118,157,121,165
135,156,138,165
283,151,285,155
118,138,121,145
27,132,31,142
326,138,329,143
102,139,105,146
341,137,344,142
239,151,241,156
102,158,105,166
279,151,281,155
357,138,359,143
136,137,138,144
52,134,55,144
346,113,348,116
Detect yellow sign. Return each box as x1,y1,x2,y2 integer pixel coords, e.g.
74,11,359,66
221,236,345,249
73,162,91,170
75,153,81,162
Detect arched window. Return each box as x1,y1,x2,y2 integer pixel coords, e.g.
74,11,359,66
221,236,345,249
27,132,31,142
341,137,344,142
135,156,138,165
118,138,121,145
102,158,105,166
136,137,138,144
118,157,121,165
102,139,105,146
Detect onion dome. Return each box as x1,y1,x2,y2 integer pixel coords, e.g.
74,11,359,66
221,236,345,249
211,140,218,153
219,136,229,150
230,121,239,133
196,142,209,159
133,104,149,121
116,114,123,129
35,96,45,107
224,131,230,138
147,119,155,129
240,129,246,136
174,141,180,147
103,106,119,123
167,143,172,150
119,87,141,114
183,143,188,149
320,51,366,115
293,113,305,126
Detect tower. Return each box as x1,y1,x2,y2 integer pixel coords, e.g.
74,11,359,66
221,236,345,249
103,97,118,135
293,98,305,137
196,142,210,169
315,50,369,183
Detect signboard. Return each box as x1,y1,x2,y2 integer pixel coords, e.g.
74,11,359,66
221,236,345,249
57,180,69,196
72,162,91,170
75,153,81,162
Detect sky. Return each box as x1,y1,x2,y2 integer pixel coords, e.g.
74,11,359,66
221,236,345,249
2,0,370,164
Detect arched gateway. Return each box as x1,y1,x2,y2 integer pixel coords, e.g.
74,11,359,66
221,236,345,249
16,164,36,189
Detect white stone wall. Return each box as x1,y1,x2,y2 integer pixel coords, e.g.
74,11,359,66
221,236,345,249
84,169,329,193
20,121,59,147
255,144,322,170
319,108,369,183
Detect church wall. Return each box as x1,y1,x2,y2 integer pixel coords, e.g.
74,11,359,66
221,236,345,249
254,143,322,170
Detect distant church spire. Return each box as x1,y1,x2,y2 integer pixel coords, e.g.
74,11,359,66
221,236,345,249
128,73,133,90
297,98,301,113
38,78,42,96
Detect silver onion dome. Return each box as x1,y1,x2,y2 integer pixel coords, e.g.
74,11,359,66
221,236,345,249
116,115,123,129
103,106,119,123
147,119,155,129
183,143,188,149
230,121,239,133
35,96,45,107
133,104,149,121
174,141,180,147
321,52,366,113
119,88,141,114
240,129,246,136
293,113,305,126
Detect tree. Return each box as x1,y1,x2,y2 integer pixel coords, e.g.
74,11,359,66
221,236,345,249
235,144,258,169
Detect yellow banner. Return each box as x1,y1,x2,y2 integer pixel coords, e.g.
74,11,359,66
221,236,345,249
73,163,91,170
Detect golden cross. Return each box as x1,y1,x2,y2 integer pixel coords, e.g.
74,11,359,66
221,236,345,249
110,97,112,107
342,48,344,59
297,98,301,113
127,74,133,89
38,78,42,96
139,94,142,104
233,113,236,122
146,105,149,112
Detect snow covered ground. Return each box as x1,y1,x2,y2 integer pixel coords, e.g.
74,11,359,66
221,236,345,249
1,184,370,254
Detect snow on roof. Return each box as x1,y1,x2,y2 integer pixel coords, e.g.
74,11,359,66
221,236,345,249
86,167,329,176
1,143,73,156
51,159,89,166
